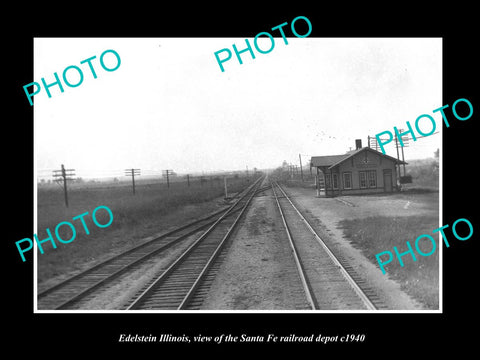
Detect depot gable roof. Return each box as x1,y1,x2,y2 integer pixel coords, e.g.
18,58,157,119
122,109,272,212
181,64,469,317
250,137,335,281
311,147,406,169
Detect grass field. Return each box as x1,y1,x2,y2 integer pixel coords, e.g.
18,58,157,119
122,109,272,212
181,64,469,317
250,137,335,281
36,175,257,284
338,209,439,309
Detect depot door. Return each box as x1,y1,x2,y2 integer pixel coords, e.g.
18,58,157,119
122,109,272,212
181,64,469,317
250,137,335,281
383,169,392,192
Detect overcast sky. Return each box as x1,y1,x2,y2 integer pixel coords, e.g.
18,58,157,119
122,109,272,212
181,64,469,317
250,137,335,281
34,37,442,179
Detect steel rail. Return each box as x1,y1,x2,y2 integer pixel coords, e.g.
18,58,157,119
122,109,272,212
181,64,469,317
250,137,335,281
275,182,377,311
39,208,227,299
38,178,261,309
177,179,263,309
271,181,318,310
54,208,246,309
127,176,264,310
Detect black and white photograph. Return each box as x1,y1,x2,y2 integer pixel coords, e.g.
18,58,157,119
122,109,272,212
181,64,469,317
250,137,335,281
5,7,478,354
33,37,441,312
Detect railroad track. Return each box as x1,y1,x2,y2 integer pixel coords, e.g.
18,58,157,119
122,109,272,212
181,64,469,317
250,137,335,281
125,177,264,310
271,181,382,310
37,177,264,310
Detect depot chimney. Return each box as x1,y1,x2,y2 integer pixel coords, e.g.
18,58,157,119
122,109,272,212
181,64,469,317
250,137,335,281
355,139,362,150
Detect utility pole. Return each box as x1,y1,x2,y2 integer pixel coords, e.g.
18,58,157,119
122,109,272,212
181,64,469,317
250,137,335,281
186,174,190,187
299,154,304,182
224,176,228,199
125,168,140,195
396,129,409,177
394,134,401,181
162,169,173,188
368,135,379,151
53,164,75,207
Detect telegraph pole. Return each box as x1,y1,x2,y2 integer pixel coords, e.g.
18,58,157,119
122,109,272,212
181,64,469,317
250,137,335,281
396,129,409,176
224,176,228,199
299,154,304,182
125,168,140,195
394,133,401,180
368,135,379,151
399,130,408,176
53,164,75,207
162,169,173,188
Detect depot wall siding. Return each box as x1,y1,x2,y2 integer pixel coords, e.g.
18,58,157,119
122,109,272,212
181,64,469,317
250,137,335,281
319,149,399,197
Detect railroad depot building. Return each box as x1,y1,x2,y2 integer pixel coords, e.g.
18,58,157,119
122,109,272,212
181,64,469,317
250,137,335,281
310,140,406,197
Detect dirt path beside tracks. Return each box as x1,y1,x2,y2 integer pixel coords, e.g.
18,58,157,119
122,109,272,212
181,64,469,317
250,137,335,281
200,189,310,310
201,186,432,311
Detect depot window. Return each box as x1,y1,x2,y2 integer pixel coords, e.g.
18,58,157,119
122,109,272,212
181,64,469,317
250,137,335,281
359,170,377,188
359,171,367,188
332,173,339,189
368,170,377,188
343,172,352,189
